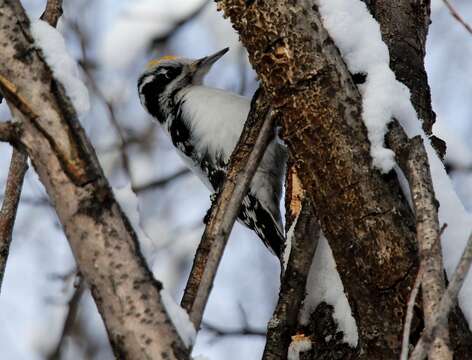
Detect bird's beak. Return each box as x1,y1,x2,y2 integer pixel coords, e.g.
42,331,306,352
191,47,229,82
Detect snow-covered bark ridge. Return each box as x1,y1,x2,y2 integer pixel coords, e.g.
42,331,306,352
30,20,90,116
317,0,472,328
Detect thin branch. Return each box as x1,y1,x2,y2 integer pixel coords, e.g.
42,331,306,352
263,196,319,360
442,0,472,36
387,122,451,358
0,148,28,290
147,1,209,46
406,136,451,358
401,268,423,360
202,321,266,339
49,274,85,360
40,0,63,27
180,89,274,330
410,232,472,360
132,168,191,193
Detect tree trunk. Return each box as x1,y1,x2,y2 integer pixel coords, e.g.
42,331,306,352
216,0,472,358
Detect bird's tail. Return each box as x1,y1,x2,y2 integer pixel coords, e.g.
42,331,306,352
238,194,285,258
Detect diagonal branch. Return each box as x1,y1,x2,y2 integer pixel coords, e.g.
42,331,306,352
180,89,275,330
132,168,191,193
401,267,423,360
410,232,472,360
0,148,28,290
263,195,319,360
442,0,472,36
387,122,451,359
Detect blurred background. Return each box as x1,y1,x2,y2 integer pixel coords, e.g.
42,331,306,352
0,0,471,359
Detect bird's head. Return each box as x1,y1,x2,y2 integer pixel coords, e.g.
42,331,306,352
137,48,229,110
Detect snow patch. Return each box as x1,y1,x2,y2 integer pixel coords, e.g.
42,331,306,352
301,234,358,347
30,20,90,115
160,289,196,348
317,0,472,329
288,335,312,360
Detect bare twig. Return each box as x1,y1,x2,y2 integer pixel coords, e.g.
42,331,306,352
132,168,191,193
410,232,472,360
263,196,319,360
202,321,266,339
442,0,472,35
181,89,274,329
0,148,28,290
400,268,423,360
146,1,209,46
40,0,63,27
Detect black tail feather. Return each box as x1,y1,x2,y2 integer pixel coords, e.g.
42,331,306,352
238,194,285,258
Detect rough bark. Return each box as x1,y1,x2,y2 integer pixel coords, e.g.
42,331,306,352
216,0,472,358
181,89,275,329
263,192,319,360
0,1,187,359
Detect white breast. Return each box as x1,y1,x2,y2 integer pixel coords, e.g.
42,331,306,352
180,86,251,163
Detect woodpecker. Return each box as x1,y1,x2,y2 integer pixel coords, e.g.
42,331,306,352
137,48,287,257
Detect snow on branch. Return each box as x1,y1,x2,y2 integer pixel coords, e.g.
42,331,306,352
30,20,90,116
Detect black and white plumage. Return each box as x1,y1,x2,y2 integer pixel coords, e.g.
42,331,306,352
137,48,287,257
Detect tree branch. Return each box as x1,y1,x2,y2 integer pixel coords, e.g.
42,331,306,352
0,148,28,290
262,196,319,360
410,232,472,360
132,168,191,193
180,89,275,330
401,267,423,360
0,1,188,358
387,123,451,359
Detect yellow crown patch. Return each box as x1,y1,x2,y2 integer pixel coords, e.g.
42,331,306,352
146,56,178,69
